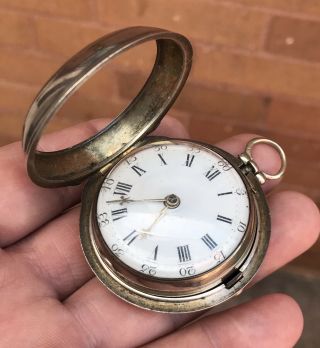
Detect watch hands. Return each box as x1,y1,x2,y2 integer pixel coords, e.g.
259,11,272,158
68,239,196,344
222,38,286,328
140,206,169,239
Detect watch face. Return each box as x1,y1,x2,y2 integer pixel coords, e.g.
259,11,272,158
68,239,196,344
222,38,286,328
96,140,250,279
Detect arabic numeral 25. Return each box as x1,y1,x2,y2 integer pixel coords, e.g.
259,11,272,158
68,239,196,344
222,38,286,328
179,266,196,276
140,264,157,276
218,160,232,171
111,244,124,257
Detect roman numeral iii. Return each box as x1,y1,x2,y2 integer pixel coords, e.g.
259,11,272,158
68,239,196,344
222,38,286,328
185,154,195,167
177,245,192,262
205,167,221,181
113,182,132,196
201,233,218,250
111,208,128,221
217,214,232,224
123,230,139,245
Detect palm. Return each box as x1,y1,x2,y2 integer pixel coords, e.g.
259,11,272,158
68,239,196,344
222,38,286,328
0,118,319,348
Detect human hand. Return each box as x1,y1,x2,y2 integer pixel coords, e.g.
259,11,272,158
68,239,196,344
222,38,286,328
0,117,319,347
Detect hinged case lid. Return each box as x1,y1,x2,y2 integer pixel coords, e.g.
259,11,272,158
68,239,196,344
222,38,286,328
23,27,192,187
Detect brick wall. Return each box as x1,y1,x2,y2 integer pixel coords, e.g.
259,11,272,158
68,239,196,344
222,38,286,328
0,1,319,266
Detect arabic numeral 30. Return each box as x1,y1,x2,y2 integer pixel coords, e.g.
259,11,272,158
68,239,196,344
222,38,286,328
154,145,168,151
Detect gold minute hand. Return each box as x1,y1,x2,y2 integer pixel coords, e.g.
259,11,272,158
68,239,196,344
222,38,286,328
143,206,168,233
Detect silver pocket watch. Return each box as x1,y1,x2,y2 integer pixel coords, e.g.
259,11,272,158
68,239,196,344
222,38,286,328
23,27,286,313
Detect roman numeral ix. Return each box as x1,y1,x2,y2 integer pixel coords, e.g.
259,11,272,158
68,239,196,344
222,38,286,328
113,182,132,196
201,233,218,250
177,245,192,263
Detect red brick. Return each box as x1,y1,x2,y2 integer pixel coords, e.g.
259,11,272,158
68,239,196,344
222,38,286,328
0,49,60,86
285,161,319,194
261,130,320,164
227,0,320,17
0,0,93,20
98,0,269,50
117,70,270,124
35,17,107,57
267,100,320,137
189,114,320,208
266,17,320,62
176,84,270,124
0,111,25,144
189,114,258,144
0,10,35,47
192,106,320,169
193,48,320,102
0,82,37,113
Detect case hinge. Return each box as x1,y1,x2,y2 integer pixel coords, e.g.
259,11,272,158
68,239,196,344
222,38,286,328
222,268,243,289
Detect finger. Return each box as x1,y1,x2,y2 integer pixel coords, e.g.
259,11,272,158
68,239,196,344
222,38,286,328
253,190,320,284
64,278,197,348
55,191,317,347
0,116,187,247
153,116,190,138
0,118,106,247
143,294,303,348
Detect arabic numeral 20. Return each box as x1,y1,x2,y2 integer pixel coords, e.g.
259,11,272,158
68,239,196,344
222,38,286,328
179,266,196,276
140,264,157,276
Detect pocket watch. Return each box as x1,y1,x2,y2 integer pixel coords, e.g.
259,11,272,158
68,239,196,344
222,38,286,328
22,27,286,313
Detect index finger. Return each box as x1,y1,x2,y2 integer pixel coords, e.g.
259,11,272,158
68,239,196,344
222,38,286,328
0,117,188,247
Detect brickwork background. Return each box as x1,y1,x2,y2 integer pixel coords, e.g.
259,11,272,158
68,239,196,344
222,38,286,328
0,0,319,269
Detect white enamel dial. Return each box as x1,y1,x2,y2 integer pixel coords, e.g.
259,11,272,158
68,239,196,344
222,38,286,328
96,140,250,279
